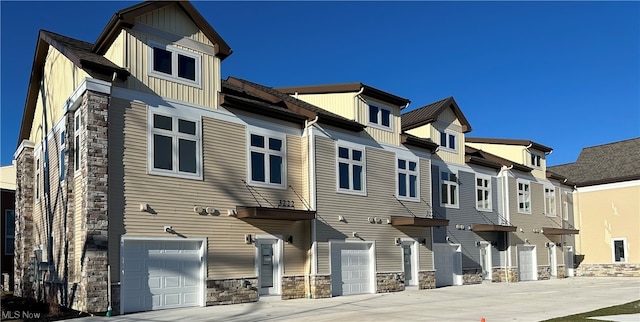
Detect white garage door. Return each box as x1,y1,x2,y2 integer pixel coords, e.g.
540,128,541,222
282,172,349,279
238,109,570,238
330,243,372,296
434,243,462,287
121,239,204,313
518,245,537,281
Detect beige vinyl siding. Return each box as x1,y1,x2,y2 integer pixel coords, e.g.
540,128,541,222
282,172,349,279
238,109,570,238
112,97,309,280
29,47,89,143
123,28,219,108
135,3,214,47
314,136,433,274
508,177,560,266
103,30,125,67
466,143,525,166
405,124,432,140
294,93,356,120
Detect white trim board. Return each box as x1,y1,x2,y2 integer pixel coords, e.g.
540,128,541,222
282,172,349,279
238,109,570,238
577,180,640,193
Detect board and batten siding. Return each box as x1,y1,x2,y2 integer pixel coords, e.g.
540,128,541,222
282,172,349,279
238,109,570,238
357,95,402,146
294,93,356,120
134,3,214,47
108,97,310,281
29,46,89,143
405,125,432,141
313,136,434,275
122,14,220,109
431,165,502,268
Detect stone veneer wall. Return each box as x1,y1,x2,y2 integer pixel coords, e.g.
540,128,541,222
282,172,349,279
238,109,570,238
462,268,483,285
282,275,306,300
418,271,435,289
376,272,405,293
206,278,258,305
308,275,331,299
557,265,566,278
14,143,35,297
491,268,518,283
576,264,640,277
72,90,110,313
537,266,551,280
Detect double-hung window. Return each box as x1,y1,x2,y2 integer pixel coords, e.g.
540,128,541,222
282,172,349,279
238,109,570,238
368,104,392,129
149,42,202,87
149,111,202,179
530,153,541,168
74,109,82,174
439,131,456,151
59,131,65,181
337,145,365,194
544,186,556,216
517,180,531,214
397,158,418,200
5,209,15,255
440,171,458,207
248,132,285,188
476,175,491,211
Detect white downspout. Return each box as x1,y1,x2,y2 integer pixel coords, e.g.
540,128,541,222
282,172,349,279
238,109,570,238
353,87,364,122
304,116,319,297
500,165,513,283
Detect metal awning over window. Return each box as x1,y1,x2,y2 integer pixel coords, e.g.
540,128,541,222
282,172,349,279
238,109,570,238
235,206,316,221
471,224,517,232
390,216,449,227
542,227,579,235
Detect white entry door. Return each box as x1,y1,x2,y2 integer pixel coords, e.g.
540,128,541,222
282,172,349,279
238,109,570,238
564,246,574,277
517,245,538,281
256,238,282,295
402,241,418,286
121,238,204,314
330,242,373,296
434,243,462,287
548,244,557,277
479,242,492,280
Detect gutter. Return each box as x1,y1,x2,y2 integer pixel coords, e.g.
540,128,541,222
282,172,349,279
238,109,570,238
499,165,513,283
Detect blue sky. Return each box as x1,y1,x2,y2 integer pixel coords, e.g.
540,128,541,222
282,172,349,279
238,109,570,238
1,1,638,167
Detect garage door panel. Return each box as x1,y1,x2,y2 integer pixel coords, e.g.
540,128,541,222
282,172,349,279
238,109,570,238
122,239,203,313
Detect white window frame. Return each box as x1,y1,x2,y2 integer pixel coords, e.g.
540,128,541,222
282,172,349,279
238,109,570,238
147,109,203,180
336,143,366,196
35,153,41,203
517,179,531,214
544,186,556,216
367,102,393,131
74,108,82,175
148,41,202,88
611,238,627,263
5,209,15,255
396,157,419,201
246,129,287,189
439,130,457,152
59,130,66,182
440,171,459,208
475,174,492,211
530,152,542,168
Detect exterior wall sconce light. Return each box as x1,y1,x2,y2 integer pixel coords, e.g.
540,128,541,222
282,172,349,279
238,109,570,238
286,235,293,244
419,238,426,245
367,217,375,223
394,238,402,246
338,215,346,222
352,232,359,238
244,234,253,244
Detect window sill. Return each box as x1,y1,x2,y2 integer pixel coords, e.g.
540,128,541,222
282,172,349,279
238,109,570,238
476,207,493,213
148,169,203,181
441,204,459,209
396,195,420,202
545,213,558,217
439,147,458,154
367,123,393,132
248,180,287,190
337,189,367,197
148,72,202,89
517,210,532,215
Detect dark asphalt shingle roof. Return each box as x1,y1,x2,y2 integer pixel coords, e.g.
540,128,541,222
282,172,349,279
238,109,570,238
549,138,640,187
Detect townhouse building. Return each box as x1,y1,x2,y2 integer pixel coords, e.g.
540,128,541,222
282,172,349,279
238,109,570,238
466,138,578,281
1,164,16,290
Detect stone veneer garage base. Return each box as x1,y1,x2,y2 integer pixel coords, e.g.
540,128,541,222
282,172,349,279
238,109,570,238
491,268,518,283
206,278,259,305
376,272,405,293
418,271,436,289
576,264,640,277
538,266,551,280
462,268,483,285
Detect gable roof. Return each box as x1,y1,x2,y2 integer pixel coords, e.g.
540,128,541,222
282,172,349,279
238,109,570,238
549,138,640,187
17,30,130,146
276,82,411,107
400,134,438,152
466,137,553,153
93,1,232,59
401,96,472,133
465,146,532,172
222,77,365,132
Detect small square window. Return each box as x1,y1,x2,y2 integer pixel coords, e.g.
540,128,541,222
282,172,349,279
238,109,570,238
178,119,196,135
368,104,392,130
153,47,172,75
154,114,173,131
178,54,196,81
352,150,362,161
149,43,202,87
369,105,379,124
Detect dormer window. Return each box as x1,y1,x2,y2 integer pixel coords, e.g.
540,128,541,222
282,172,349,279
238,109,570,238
439,130,456,152
148,42,201,88
530,153,541,168
368,104,392,129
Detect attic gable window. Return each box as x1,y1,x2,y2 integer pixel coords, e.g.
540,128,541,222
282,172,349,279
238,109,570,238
440,130,457,152
149,42,201,87
368,104,392,130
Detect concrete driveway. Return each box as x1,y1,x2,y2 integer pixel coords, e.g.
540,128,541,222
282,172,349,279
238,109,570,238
80,277,639,322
